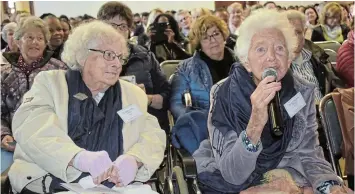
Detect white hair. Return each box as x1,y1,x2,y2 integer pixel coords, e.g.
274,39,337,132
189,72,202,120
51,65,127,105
284,10,306,27
227,2,244,13
61,20,128,71
235,9,298,64
175,10,190,21
14,16,50,43
1,22,17,43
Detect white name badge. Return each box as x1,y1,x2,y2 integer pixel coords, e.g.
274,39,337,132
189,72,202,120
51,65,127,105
117,104,143,123
283,92,306,118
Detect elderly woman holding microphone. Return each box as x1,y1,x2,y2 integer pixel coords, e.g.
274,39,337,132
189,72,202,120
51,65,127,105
193,9,352,194
8,20,166,193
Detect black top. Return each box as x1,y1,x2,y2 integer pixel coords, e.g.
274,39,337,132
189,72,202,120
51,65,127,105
200,48,234,84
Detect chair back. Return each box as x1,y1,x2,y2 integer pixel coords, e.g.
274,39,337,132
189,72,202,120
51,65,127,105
324,49,337,68
314,41,341,52
319,93,343,176
160,60,181,79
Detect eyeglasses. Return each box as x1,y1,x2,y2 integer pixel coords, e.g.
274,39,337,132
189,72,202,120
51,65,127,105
89,49,127,65
108,22,129,31
201,31,222,43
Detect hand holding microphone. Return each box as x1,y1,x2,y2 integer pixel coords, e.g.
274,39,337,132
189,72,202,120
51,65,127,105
246,68,282,144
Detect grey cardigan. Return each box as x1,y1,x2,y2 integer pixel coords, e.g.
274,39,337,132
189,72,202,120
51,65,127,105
193,74,342,193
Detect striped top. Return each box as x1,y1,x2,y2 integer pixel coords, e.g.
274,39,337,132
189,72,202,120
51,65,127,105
291,48,323,103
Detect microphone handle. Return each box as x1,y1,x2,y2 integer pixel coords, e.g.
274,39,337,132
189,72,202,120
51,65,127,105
269,92,283,136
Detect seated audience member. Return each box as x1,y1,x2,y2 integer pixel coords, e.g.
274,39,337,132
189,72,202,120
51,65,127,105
97,2,171,132
15,12,31,24
60,20,71,42
170,15,237,120
214,8,238,50
227,2,244,35
8,20,166,193
311,2,350,43
304,6,320,40
264,1,277,9
141,12,149,30
298,6,306,13
1,22,18,52
337,20,354,88
43,15,64,60
148,13,191,63
59,14,70,23
285,10,330,104
132,13,144,37
146,8,164,33
191,8,212,23
340,4,351,28
1,16,67,173
193,9,351,194
175,10,192,38
1,19,11,50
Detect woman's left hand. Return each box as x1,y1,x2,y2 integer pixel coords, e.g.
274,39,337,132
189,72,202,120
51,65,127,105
164,29,175,43
109,154,138,187
330,185,353,194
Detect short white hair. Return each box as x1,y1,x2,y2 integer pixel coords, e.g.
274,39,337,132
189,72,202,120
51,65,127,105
227,2,244,13
284,10,306,27
236,9,298,64
1,22,17,43
61,20,128,71
175,10,190,21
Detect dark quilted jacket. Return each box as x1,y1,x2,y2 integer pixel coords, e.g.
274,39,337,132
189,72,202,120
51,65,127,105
1,51,67,139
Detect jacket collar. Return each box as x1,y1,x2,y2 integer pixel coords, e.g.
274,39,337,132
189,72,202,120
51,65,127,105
2,50,54,68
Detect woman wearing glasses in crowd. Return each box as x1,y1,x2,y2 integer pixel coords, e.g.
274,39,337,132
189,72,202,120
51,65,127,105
311,2,350,44
8,20,166,193
170,15,238,120
1,16,67,173
147,13,191,63
97,2,171,132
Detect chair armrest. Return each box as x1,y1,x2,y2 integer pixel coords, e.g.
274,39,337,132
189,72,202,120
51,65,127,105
176,148,197,179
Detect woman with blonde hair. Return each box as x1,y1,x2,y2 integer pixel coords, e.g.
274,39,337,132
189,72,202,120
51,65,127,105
170,15,237,119
311,2,350,43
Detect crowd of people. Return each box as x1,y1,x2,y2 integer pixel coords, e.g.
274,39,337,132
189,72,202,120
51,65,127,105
0,1,354,194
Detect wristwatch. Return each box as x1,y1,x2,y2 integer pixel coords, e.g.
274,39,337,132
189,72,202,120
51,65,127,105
241,130,261,152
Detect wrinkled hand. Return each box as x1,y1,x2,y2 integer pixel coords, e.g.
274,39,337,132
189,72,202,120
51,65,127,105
330,185,353,194
109,154,138,187
247,76,281,143
1,135,15,152
73,150,113,185
164,29,175,43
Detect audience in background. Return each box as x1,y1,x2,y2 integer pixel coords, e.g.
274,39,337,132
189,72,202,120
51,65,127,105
340,4,351,28
304,6,319,40
227,2,243,35
170,15,237,120
59,14,69,23
146,8,164,33
214,8,229,24
60,20,71,42
141,12,149,30
1,22,18,53
148,13,191,63
42,15,64,60
191,8,212,23
311,2,350,43
175,10,192,38
97,1,171,132
264,1,277,9
1,16,67,173
298,5,306,13
132,13,145,37
336,20,354,88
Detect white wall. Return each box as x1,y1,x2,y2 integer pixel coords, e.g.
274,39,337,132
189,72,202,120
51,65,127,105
33,1,215,18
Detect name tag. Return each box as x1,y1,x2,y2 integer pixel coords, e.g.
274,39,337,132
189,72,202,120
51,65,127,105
283,92,306,118
117,104,143,123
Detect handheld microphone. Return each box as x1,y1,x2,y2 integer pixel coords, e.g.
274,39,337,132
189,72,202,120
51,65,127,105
262,68,283,137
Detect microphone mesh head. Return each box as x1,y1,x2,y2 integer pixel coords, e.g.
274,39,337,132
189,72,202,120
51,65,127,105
262,68,278,80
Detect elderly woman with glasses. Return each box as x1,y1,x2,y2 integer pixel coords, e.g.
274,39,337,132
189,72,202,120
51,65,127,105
8,20,166,193
97,2,171,132
1,22,18,52
193,10,352,194
170,15,238,120
1,16,66,173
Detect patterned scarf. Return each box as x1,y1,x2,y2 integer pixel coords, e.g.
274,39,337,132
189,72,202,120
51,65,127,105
17,55,44,75
321,24,344,42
